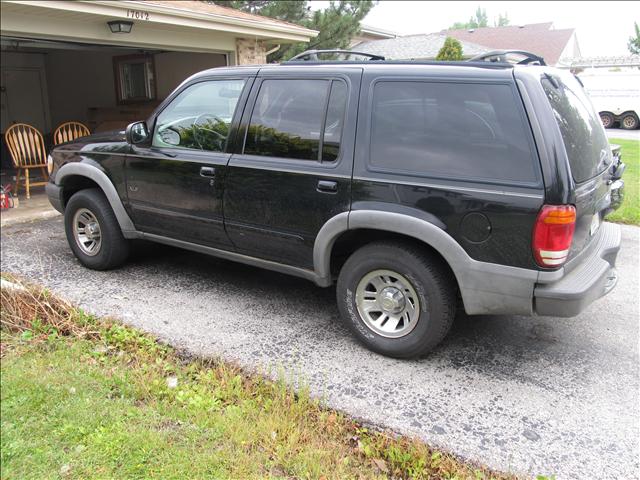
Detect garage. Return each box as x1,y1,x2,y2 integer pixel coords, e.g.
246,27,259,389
0,0,316,191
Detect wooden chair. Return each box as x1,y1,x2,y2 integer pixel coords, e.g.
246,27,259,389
4,123,48,199
53,121,90,145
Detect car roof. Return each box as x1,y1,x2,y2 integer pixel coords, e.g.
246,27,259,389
193,61,519,81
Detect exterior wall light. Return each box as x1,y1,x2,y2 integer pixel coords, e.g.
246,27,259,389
107,20,134,34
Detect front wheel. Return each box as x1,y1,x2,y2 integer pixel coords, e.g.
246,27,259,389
621,113,639,130
64,188,130,270
336,242,457,358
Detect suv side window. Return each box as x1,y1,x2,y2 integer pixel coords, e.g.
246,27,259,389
153,79,246,152
369,81,539,184
322,80,348,162
244,79,347,162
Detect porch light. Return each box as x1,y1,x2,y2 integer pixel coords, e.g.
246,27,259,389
107,20,134,34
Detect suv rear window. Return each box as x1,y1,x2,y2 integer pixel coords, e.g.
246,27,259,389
369,81,539,184
541,73,610,183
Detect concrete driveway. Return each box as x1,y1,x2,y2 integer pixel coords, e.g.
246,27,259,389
606,128,640,141
2,217,638,480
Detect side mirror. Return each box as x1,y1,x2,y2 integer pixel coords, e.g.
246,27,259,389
125,121,150,145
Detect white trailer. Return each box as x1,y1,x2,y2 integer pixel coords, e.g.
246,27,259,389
578,70,640,129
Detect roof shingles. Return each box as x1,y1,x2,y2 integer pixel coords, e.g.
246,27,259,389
442,22,575,65
354,33,489,60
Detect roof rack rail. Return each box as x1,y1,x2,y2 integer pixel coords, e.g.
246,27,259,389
468,50,546,66
286,49,385,62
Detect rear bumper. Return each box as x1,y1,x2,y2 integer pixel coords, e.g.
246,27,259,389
534,222,621,317
45,182,64,213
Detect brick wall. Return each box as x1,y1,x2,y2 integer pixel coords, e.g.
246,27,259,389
236,38,267,65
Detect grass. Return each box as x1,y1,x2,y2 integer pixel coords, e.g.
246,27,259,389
607,138,639,225
0,274,519,480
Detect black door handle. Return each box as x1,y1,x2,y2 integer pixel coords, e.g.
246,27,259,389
317,180,338,193
200,166,216,177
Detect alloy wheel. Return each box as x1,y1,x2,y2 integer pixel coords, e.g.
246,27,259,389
355,269,421,338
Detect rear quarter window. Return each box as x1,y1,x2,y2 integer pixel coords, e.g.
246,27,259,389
541,74,610,183
369,81,540,185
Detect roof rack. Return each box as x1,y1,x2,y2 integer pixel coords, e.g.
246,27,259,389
286,49,385,62
468,50,546,66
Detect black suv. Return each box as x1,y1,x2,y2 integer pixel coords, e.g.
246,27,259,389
46,52,624,358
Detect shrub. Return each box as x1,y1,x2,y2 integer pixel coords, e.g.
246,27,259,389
436,37,464,61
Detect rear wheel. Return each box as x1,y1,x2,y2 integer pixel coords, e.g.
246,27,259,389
336,241,456,358
599,112,615,129
621,112,639,130
64,188,130,270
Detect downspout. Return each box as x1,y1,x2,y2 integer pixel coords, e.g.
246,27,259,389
266,44,280,60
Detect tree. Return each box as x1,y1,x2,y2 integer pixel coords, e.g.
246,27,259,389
449,6,488,30
495,13,509,27
436,37,463,61
629,21,640,54
210,1,376,62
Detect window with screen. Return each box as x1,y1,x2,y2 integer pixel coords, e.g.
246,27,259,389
244,79,347,162
369,81,539,184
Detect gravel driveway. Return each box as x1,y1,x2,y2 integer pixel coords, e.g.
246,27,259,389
2,217,638,479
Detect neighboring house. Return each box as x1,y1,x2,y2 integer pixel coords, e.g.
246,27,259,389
350,24,397,48
0,0,316,138
353,33,489,60
355,22,580,66
563,55,640,72
442,22,580,67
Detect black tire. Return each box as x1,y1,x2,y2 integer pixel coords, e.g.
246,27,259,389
336,241,456,358
621,112,639,130
599,112,615,129
64,188,130,270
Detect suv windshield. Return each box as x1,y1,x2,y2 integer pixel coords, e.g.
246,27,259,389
541,72,611,183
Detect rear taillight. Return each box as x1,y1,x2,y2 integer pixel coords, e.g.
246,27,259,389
532,205,576,267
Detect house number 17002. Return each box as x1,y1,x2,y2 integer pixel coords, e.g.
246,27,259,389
126,9,150,20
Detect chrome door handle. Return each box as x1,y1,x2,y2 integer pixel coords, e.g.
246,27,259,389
200,166,216,177
317,180,338,193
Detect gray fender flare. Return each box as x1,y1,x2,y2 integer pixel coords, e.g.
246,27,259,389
55,162,137,237
313,210,537,315
313,210,467,287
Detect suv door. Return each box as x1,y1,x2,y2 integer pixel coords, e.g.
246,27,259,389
125,77,251,248
223,68,361,269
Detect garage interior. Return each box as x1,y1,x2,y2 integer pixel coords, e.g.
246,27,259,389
1,35,228,180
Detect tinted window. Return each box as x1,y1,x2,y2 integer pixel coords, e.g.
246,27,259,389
542,73,610,183
153,79,246,152
369,81,539,184
322,81,348,162
245,79,346,162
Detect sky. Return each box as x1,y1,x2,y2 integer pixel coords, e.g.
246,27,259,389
310,1,639,57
